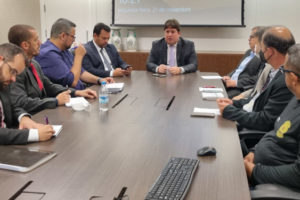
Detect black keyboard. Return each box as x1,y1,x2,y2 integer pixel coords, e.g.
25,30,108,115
145,157,199,200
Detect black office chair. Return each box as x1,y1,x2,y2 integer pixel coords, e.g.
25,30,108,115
239,129,267,156
251,184,300,200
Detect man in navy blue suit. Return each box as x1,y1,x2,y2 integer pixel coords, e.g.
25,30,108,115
82,23,132,77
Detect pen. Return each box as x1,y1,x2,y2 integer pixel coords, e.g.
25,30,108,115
113,187,127,200
45,115,49,125
112,94,128,108
166,96,175,110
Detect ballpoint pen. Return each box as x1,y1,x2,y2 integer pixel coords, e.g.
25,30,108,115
45,116,49,125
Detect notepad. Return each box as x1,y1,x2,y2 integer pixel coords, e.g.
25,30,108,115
0,146,57,172
191,107,220,117
202,92,224,100
201,75,222,79
106,82,124,93
53,125,63,137
199,87,224,93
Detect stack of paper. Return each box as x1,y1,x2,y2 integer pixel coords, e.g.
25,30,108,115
52,125,63,137
191,107,220,117
201,75,222,80
199,87,223,93
202,92,224,100
106,83,124,93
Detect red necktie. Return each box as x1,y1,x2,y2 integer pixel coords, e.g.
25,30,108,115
30,63,44,90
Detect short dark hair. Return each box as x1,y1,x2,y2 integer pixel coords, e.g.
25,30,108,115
0,43,25,62
93,23,111,35
164,19,180,32
253,26,269,43
51,18,76,38
8,24,35,46
286,44,300,74
263,27,295,55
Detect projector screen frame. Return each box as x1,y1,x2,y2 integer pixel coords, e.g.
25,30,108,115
111,0,245,27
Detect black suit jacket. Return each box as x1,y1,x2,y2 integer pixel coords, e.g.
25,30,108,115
223,70,293,131
228,49,264,89
82,41,128,77
0,87,29,145
146,37,198,73
9,59,74,114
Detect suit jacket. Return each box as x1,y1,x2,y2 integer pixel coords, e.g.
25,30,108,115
0,87,29,145
228,49,264,90
82,41,128,77
9,59,74,114
223,70,293,131
146,37,198,73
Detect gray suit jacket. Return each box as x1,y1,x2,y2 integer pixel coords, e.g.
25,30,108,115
82,41,128,77
0,87,29,145
9,59,74,114
146,37,198,73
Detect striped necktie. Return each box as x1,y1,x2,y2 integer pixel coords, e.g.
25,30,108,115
100,48,113,71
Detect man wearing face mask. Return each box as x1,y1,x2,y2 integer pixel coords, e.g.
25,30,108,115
223,26,264,99
217,26,294,132
0,43,54,145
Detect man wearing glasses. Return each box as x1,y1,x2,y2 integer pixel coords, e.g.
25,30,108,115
0,43,54,145
244,43,300,190
35,18,113,90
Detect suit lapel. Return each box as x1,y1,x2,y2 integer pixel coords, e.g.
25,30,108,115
26,67,42,95
162,40,168,64
176,38,182,65
90,41,103,64
0,89,12,126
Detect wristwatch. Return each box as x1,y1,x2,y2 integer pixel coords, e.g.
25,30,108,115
97,78,102,85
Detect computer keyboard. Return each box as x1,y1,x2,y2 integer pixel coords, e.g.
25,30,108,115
145,157,199,200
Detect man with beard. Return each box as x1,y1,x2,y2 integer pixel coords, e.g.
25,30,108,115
0,43,54,145
35,18,113,89
8,24,98,114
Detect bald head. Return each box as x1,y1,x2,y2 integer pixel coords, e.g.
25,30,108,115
262,26,295,54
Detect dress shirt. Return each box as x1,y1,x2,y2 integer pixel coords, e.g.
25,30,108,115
231,51,255,81
93,40,114,77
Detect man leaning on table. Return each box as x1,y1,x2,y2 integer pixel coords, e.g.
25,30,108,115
8,24,97,114
217,26,295,132
82,22,132,77
146,19,198,75
244,43,300,189
35,18,113,90
0,43,54,145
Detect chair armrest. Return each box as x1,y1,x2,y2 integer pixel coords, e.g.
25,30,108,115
251,184,300,200
239,129,267,139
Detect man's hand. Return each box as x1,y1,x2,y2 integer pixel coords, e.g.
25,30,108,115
102,77,114,84
113,68,126,77
222,76,231,81
168,66,181,75
38,125,55,141
158,65,167,74
244,152,255,163
232,93,244,100
56,90,71,105
244,159,255,178
225,79,237,88
216,98,233,115
74,44,86,58
75,88,97,99
124,66,132,75
19,116,39,129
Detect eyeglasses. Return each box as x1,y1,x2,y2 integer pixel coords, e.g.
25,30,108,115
280,66,300,78
66,33,76,40
0,60,18,76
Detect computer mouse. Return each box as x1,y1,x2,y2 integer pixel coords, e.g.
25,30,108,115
197,146,217,156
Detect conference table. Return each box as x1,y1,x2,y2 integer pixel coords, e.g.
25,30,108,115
0,71,250,200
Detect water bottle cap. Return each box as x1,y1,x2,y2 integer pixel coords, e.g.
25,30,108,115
101,81,106,85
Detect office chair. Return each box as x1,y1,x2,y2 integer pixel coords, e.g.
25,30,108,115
239,129,267,156
251,184,300,200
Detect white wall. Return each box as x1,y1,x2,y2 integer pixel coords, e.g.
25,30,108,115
0,0,41,44
95,0,300,52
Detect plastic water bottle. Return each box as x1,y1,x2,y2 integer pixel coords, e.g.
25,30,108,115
99,81,109,112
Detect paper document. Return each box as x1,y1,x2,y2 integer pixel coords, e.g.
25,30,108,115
106,83,124,93
202,92,224,100
201,75,222,79
199,87,223,93
193,107,220,115
65,97,89,107
52,125,63,137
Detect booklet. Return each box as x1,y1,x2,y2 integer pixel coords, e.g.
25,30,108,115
191,107,220,117
0,146,57,172
202,92,224,100
53,125,63,137
106,83,124,93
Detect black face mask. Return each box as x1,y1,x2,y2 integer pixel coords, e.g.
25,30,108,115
259,50,267,63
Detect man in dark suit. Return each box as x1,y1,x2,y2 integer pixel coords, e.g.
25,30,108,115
223,27,264,98
217,26,295,132
0,43,54,145
146,19,197,75
82,23,131,77
8,24,97,114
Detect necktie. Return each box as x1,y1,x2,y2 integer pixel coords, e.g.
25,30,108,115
100,49,113,71
169,45,176,67
30,63,44,90
261,72,271,92
0,100,5,128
